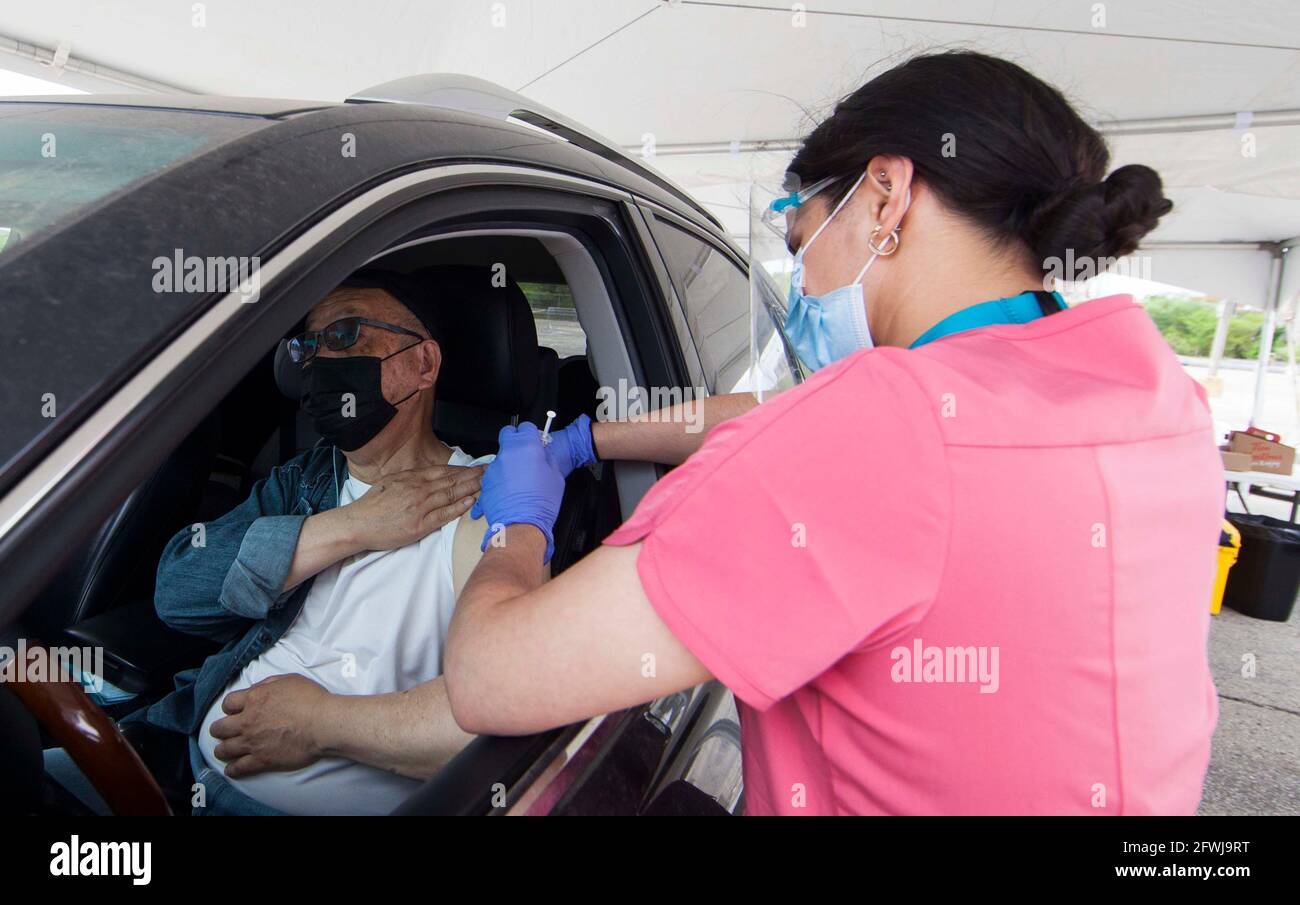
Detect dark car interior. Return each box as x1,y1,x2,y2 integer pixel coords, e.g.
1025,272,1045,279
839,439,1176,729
2,234,626,815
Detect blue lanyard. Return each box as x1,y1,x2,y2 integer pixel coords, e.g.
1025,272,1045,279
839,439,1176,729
909,290,1066,349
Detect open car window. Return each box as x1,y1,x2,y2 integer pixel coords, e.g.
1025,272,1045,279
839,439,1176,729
518,280,586,357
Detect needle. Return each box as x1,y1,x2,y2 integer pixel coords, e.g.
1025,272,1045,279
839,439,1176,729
541,410,556,446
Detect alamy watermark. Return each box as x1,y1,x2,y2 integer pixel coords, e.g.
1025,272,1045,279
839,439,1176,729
1042,249,1153,288
890,638,1000,693
152,248,261,303
0,639,105,693
50,835,150,885
596,379,706,433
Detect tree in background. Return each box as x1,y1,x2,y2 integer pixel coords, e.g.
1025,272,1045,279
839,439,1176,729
1142,296,1287,359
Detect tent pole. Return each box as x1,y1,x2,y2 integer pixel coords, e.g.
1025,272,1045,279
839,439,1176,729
0,33,188,94
634,113,1300,158
1208,300,1234,379
1288,317,1300,422
1249,249,1286,427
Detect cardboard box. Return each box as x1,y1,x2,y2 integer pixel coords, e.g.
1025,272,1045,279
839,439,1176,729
1221,450,1252,472
1227,428,1296,475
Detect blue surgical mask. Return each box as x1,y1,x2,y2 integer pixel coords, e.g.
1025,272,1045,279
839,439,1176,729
784,172,909,371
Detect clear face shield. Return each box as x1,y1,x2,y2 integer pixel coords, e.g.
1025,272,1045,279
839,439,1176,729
744,174,836,396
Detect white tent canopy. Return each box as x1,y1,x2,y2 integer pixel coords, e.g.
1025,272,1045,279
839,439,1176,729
3,0,1299,303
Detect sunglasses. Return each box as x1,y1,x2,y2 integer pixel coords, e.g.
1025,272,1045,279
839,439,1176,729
288,317,424,364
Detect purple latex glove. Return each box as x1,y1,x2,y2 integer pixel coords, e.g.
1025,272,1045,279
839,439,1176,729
471,422,565,562
544,413,597,478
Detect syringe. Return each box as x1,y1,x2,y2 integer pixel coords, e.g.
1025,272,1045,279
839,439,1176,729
541,410,557,446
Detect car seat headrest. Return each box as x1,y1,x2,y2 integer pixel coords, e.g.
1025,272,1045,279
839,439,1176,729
410,264,540,415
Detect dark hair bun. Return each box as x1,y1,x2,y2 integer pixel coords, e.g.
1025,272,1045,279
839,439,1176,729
1028,165,1172,266
1099,165,1174,258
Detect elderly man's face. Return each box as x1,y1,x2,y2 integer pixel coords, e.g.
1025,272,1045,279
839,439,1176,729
297,287,441,452
304,287,435,401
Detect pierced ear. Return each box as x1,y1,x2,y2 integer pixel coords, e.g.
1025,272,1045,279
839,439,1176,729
867,155,914,199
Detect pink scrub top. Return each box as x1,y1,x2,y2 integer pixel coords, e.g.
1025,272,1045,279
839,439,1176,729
604,295,1222,815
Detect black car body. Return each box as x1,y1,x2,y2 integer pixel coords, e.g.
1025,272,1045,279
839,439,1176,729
0,76,799,815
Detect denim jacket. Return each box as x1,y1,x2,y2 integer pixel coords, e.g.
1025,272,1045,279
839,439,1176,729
127,445,346,735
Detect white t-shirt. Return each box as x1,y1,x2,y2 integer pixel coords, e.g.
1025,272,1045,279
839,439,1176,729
198,447,492,815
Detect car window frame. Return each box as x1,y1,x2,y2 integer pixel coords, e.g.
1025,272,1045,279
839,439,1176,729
0,163,715,816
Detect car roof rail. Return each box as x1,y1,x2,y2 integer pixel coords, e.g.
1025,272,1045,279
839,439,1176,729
347,74,723,231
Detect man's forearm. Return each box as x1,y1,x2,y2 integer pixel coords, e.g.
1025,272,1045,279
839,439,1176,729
591,391,760,465
295,528,548,775
313,677,475,780
282,507,362,591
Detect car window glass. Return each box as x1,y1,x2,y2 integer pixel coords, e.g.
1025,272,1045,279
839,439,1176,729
648,216,801,395
518,280,587,357
0,103,265,255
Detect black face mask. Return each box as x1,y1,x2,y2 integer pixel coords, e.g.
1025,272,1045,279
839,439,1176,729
300,345,418,452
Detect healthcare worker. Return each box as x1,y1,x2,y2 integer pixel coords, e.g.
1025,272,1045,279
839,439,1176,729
378,51,1223,815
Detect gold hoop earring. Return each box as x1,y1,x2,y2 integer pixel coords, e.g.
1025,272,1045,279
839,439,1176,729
868,225,901,256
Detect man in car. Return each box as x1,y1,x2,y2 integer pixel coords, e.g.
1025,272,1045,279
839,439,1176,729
131,272,492,815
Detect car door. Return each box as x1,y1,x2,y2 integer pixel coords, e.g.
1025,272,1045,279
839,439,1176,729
1,115,754,814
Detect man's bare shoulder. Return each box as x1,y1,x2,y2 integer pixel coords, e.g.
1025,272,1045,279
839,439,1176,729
452,510,488,597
